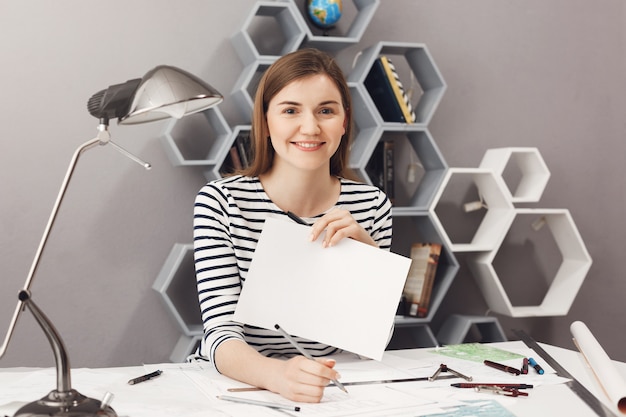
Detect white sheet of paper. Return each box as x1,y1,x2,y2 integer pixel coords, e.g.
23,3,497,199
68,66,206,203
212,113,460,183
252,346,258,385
233,217,411,361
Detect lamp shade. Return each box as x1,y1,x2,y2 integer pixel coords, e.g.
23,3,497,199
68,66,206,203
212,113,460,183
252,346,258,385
119,65,223,125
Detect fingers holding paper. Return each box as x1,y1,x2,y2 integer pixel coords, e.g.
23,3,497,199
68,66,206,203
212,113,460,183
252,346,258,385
311,208,377,248
276,356,340,403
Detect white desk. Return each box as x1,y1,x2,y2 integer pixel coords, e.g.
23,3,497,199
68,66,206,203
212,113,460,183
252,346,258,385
1,341,624,417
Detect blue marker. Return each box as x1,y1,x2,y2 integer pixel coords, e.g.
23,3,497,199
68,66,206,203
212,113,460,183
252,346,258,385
528,357,544,375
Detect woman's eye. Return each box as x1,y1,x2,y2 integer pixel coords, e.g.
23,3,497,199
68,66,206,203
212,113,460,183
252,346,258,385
320,108,333,115
284,108,296,114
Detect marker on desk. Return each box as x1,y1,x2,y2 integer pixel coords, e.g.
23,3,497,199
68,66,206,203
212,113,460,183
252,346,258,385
451,383,533,389
483,360,521,375
528,357,544,375
274,324,348,394
128,369,162,385
521,357,529,374
217,395,301,412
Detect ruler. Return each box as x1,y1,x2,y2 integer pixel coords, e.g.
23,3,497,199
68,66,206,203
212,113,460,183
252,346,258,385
513,329,618,417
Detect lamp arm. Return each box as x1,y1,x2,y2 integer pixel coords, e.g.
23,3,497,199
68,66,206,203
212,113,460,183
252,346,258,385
0,134,102,359
18,290,72,392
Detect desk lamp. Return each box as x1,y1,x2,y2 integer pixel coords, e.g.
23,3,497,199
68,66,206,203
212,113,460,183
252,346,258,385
0,65,223,417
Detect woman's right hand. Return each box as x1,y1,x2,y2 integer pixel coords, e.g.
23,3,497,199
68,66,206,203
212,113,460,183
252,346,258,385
272,356,341,403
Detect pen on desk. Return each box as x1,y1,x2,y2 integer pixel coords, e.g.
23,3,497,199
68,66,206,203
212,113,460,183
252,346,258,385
274,324,348,394
528,357,544,374
451,383,534,389
287,211,309,226
217,395,301,412
521,357,529,374
483,360,521,375
128,369,163,385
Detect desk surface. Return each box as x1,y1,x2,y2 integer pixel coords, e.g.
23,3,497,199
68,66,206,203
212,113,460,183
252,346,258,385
1,341,624,417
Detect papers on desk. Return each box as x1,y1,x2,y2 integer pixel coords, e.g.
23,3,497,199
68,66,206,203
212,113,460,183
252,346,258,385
233,217,412,361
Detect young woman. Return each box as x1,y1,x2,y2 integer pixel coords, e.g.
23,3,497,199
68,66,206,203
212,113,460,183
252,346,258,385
192,48,392,403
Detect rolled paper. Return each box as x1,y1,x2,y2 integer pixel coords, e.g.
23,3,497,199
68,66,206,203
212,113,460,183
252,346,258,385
570,320,626,414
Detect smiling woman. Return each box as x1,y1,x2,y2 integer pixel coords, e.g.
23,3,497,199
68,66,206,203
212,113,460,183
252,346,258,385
190,48,393,403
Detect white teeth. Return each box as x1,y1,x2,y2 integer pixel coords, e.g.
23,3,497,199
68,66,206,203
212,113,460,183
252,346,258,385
296,142,320,148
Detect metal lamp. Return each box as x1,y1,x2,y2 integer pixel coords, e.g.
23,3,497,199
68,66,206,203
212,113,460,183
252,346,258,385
0,65,223,417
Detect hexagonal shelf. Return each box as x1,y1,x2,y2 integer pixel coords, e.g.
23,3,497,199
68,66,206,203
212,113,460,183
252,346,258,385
390,210,460,323
347,82,383,177
231,1,305,65
213,125,252,180
430,168,515,252
468,208,592,317
436,314,507,345
388,322,438,349
231,59,274,123
479,147,550,203
348,41,446,127
160,106,232,167
292,0,380,51
361,127,447,211
153,243,203,336
170,334,202,363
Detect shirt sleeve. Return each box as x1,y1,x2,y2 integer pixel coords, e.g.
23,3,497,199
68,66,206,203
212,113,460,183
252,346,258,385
192,182,245,369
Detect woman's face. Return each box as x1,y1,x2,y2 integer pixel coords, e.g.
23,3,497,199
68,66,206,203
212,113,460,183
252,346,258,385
266,74,346,176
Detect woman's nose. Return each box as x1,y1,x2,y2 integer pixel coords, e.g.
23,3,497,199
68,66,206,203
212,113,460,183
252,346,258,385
299,112,321,135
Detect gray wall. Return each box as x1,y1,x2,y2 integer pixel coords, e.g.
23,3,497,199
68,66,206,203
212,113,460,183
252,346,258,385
1,0,624,368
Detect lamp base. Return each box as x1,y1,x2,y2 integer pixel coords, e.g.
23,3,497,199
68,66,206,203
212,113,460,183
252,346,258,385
13,389,117,417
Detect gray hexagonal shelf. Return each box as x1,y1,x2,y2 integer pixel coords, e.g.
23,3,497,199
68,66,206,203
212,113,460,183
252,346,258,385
153,243,203,337
231,59,274,124
293,0,380,51
348,41,446,127
231,1,305,65
389,210,460,323
348,82,383,178
479,147,551,203
364,127,447,211
212,125,252,180
161,106,232,167
430,168,515,252
468,208,592,317
436,314,507,345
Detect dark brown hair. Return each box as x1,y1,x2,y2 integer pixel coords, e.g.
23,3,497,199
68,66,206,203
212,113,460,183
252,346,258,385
241,48,356,179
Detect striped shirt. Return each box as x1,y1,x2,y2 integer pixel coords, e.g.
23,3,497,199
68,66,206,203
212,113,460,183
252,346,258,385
192,175,392,370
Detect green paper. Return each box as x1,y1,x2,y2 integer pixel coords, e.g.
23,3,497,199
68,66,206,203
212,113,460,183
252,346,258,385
432,343,525,363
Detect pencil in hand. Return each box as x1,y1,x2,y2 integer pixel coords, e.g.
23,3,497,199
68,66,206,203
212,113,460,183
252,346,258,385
274,324,348,393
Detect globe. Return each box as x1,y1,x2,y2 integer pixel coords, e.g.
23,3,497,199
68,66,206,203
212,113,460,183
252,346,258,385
306,0,343,30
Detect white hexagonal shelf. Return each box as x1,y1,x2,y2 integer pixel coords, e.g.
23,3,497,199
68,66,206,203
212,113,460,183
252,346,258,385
161,106,232,167
153,243,203,337
479,147,550,203
348,41,446,127
292,0,380,51
468,208,592,317
430,168,515,252
231,1,305,65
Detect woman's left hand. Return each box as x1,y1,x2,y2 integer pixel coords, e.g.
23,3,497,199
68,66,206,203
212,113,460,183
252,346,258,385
310,208,377,248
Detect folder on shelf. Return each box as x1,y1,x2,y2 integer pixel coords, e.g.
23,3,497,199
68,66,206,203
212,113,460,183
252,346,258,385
364,55,416,124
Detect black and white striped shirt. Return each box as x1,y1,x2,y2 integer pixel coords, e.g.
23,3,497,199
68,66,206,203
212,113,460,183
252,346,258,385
192,175,392,369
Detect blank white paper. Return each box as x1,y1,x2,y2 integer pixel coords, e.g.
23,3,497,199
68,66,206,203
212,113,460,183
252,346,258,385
233,217,412,361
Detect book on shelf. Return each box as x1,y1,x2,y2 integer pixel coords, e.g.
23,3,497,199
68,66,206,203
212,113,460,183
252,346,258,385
364,55,416,124
401,242,442,317
365,139,395,203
